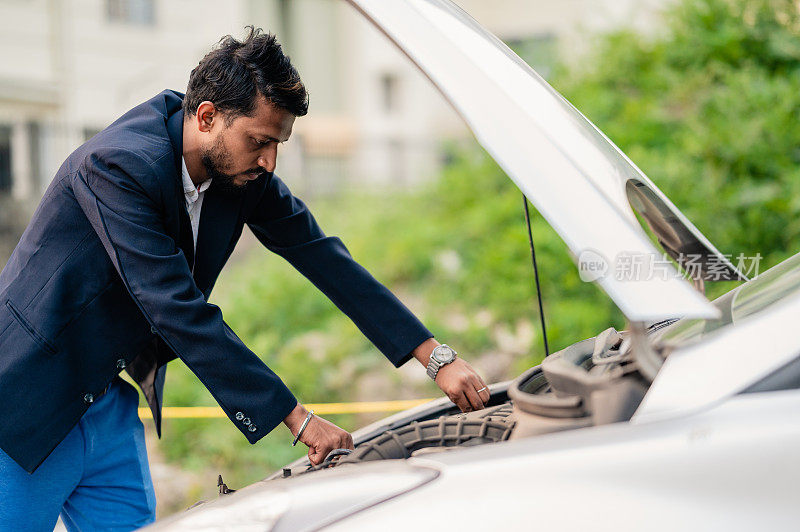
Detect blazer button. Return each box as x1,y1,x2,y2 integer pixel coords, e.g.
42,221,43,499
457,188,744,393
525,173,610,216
248,425,257,432
150,326,158,335
83,393,94,405
116,359,127,370
235,412,244,421
243,418,251,426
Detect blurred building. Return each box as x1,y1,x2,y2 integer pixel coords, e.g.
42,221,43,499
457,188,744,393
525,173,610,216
0,0,666,262
268,0,667,193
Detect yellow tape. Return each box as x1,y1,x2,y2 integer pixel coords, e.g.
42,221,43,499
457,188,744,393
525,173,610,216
138,398,435,419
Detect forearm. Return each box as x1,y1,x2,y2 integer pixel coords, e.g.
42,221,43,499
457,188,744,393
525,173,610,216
283,402,308,435
411,337,439,367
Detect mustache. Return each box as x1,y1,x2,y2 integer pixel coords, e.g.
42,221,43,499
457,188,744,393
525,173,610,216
242,168,266,176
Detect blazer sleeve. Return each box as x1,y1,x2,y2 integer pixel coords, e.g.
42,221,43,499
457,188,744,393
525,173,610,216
246,174,433,367
70,148,297,444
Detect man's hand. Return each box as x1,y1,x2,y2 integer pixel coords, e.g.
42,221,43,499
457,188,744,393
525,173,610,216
434,358,490,412
283,404,354,466
412,338,490,412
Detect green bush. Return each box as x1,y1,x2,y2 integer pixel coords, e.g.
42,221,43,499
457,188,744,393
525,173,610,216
555,0,800,272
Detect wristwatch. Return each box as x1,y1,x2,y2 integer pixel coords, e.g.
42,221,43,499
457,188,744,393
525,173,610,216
426,344,458,381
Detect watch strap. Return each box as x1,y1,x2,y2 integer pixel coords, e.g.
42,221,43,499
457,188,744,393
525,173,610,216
426,358,441,380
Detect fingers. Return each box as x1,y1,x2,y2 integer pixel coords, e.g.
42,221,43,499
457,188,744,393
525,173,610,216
456,369,488,412
472,374,491,405
464,363,490,407
308,446,324,466
452,391,471,412
302,415,354,465
463,383,485,411
455,391,472,412
437,361,491,412
308,435,354,466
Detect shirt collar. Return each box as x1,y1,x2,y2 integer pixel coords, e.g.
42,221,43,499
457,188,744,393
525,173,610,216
181,157,212,204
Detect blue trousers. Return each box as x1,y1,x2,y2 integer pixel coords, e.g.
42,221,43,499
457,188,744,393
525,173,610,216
0,378,156,531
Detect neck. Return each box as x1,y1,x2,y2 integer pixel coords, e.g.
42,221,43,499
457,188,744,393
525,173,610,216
182,118,209,185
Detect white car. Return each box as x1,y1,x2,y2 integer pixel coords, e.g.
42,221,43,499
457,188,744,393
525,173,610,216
147,1,800,530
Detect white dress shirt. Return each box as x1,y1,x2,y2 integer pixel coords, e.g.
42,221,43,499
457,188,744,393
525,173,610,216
181,157,212,253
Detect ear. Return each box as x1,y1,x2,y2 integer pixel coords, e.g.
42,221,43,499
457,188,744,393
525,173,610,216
195,101,217,133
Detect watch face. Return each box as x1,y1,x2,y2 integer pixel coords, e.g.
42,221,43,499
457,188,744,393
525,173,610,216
433,345,455,363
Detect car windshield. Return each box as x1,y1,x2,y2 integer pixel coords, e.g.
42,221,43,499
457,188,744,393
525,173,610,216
652,252,800,348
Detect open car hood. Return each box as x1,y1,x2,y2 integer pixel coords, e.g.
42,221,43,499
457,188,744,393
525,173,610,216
348,0,746,320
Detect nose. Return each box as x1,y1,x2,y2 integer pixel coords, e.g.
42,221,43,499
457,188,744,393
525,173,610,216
257,144,278,173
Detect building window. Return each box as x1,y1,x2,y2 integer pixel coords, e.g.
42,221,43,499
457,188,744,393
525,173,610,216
0,126,12,194
388,138,405,185
106,0,155,26
27,122,43,191
380,73,399,114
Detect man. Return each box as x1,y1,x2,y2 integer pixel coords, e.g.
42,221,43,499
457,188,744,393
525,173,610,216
0,28,490,530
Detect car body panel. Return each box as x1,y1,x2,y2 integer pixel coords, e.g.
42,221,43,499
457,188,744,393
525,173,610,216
147,462,439,532
635,255,800,422
346,0,744,320
327,390,800,530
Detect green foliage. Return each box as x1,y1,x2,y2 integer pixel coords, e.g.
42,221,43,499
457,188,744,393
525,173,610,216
554,0,800,271
157,0,800,499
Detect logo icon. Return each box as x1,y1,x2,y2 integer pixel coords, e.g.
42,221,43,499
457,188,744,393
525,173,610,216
578,249,608,282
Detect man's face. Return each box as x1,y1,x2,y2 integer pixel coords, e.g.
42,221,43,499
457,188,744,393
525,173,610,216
199,97,295,190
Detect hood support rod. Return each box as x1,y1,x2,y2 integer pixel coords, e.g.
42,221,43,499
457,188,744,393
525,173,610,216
523,195,550,357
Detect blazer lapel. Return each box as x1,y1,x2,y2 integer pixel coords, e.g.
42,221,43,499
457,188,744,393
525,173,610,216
177,202,195,269
166,108,195,268
192,184,244,295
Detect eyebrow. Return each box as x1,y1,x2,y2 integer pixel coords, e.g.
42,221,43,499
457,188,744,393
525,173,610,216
253,134,285,143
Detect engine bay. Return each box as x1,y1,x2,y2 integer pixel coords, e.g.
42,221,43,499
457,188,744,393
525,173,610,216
273,326,662,479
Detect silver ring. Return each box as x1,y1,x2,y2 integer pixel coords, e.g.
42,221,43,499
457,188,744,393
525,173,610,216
476,386,487,393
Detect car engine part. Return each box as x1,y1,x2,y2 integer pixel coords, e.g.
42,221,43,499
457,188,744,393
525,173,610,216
259,325,663,482
294,327,654,475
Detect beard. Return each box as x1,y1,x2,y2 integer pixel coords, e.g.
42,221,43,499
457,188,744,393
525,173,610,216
200,135,265,196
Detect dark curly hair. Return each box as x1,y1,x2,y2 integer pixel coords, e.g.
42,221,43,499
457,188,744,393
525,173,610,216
183,26,308,121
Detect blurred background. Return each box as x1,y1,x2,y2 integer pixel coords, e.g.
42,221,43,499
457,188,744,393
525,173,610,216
1,0,799,520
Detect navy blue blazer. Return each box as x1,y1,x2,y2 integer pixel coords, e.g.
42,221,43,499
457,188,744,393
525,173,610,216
0,90,432,473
